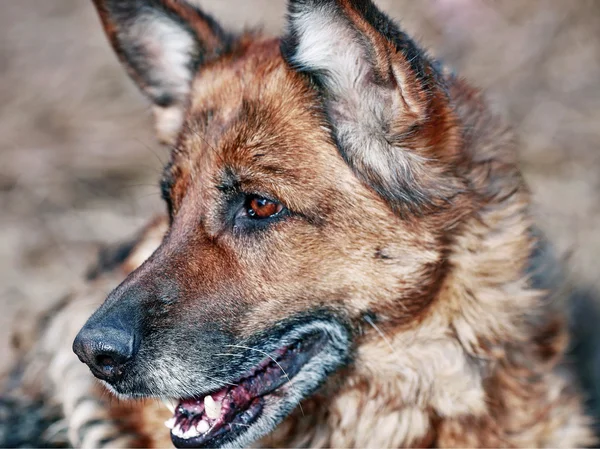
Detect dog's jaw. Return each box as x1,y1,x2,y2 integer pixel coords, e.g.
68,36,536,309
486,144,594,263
155,319,351,448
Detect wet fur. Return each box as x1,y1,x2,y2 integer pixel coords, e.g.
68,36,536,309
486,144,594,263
13,0,599,447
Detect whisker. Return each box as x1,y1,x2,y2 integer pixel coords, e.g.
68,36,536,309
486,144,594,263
199,374,239,388
133,138,167,167
181,122,226,167
364,315,398,357
226,344,305,417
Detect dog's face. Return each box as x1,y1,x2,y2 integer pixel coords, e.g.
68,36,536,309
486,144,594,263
74,0,475,447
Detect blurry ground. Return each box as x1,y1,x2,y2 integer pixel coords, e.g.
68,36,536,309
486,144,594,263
0,0,599,385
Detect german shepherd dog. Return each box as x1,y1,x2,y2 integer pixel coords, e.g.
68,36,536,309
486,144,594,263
70,0,596,447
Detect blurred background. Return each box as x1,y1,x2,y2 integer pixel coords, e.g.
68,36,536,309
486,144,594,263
0,0,599,394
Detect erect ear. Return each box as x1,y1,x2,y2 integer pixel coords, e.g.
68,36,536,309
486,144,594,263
92,0,232,144
282,0,466,216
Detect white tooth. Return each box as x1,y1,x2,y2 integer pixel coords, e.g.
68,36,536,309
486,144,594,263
162,398,177,413
196,419,210,434
204,395,222,420
174,424,184,438
183,426,200,439
164,417,176,429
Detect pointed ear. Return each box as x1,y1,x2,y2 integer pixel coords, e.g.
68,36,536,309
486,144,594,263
92,0,232,144
282,0,465,215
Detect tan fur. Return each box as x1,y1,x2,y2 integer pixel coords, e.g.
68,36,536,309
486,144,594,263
25,1,597,447
32,188,595,447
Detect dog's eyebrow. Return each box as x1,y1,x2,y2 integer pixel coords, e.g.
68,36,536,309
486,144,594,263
216,167,241,194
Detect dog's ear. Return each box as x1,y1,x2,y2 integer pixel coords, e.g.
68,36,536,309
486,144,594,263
282,0,465,215
92,0,231,144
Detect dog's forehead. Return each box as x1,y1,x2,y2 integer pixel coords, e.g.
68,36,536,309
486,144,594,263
188,39,303,127
171,38,357,194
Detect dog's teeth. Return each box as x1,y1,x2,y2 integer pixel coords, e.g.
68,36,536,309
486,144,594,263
173,424,183,437
162,398,177,413
182,426,200,439
204,395,222,419
164,417,176,429
196,419,210,434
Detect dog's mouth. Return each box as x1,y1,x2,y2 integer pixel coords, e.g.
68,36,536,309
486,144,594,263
164,331,330,448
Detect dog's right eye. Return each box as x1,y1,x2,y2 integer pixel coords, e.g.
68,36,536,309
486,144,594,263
231,194,288,233
246,196,283,219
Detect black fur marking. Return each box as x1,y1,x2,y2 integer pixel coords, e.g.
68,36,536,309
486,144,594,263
160,161,175,217
73,395,105,411
527,227,600,438
77,419,115,444
98,433,132,447
362,309,378,324
374,246,393,260
86,239,138,280
154,92,176,108
0,397,65,448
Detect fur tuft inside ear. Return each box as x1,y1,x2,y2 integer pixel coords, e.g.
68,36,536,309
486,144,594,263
93,0,232,144
283,0,466,216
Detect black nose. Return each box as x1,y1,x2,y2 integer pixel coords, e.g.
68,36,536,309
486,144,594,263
73,325,136,382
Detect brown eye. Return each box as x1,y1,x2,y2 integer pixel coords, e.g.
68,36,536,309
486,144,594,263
247,196,282,219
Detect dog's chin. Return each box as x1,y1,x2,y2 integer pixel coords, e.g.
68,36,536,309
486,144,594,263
151,319,351,449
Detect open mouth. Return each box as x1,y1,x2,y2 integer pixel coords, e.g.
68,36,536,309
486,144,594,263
163,332,329,448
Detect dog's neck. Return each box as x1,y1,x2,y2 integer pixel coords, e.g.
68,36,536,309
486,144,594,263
260,184,594,447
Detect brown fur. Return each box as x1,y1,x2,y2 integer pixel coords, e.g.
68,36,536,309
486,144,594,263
32,0,598,447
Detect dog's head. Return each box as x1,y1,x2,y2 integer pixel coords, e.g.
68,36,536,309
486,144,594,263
73,0,524,447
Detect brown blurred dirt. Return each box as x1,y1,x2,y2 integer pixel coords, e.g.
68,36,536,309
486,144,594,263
1,0,599,384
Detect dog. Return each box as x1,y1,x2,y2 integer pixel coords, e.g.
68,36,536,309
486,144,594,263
65,0,597,447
